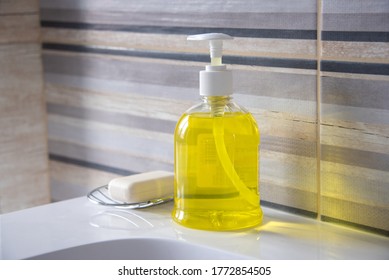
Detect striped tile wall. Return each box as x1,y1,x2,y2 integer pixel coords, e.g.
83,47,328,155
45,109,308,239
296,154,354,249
39,0,388,234
320,0,389,234
0,0,50,213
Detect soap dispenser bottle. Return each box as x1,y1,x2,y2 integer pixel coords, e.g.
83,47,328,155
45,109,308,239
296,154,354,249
172,33,263,230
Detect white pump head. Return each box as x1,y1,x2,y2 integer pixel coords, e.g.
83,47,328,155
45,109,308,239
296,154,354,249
187,33,233,96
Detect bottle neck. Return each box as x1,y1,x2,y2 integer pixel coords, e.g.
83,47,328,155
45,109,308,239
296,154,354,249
202,95,232,116
202,95,231,104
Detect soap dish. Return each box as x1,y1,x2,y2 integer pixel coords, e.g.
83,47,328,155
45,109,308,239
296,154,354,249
87,185,173,209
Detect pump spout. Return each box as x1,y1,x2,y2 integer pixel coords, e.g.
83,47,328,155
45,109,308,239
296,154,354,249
187,33,234,96
187,33,233,66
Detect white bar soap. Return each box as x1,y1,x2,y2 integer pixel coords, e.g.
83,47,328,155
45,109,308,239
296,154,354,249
108,171,174,203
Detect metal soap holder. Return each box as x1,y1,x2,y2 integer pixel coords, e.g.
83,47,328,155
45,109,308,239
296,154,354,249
87,185,173,209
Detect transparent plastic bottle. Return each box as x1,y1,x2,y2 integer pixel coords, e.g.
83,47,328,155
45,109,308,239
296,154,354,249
172,33,263,230
172,95,263,230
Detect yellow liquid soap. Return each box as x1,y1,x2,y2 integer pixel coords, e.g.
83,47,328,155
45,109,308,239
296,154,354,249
172,111,263,230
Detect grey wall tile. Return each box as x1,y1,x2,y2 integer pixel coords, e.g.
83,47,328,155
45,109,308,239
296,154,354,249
40,0,317,30
323,0,389,32
39,0,389,234
322,0,389,61
41,0,319,215
322,77,389,110
320,0,389,233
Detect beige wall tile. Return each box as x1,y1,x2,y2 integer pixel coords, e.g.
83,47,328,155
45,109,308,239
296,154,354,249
0,0,49,213
0,0,39,15
0,43,50,213
0,14,41,44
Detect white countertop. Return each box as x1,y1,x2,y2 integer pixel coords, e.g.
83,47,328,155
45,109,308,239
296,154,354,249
1,197,388,259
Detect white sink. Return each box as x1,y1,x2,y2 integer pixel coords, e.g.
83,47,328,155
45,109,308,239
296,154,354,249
2,197,389,260
27,238,248,260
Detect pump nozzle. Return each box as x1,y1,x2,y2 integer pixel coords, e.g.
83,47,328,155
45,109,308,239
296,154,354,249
187,33,233,96
187,33,233,66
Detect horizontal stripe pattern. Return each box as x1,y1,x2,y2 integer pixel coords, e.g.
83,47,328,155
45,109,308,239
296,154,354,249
321,145,389,172
321,0,389,62
323,14,389,32
47,103,177,134
49,154,134,176
39,0,317,13
39,0,389,234
322,31,389,43
42,43,318,69
40,9,317,30
49,160,133,202
321,0,389,233
39,6,317,30
321,61,389,75
41,27,317,59
42,20,389,43
321,77,389,109
42,52,317,102
48,139,174,174
41,21,317,40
